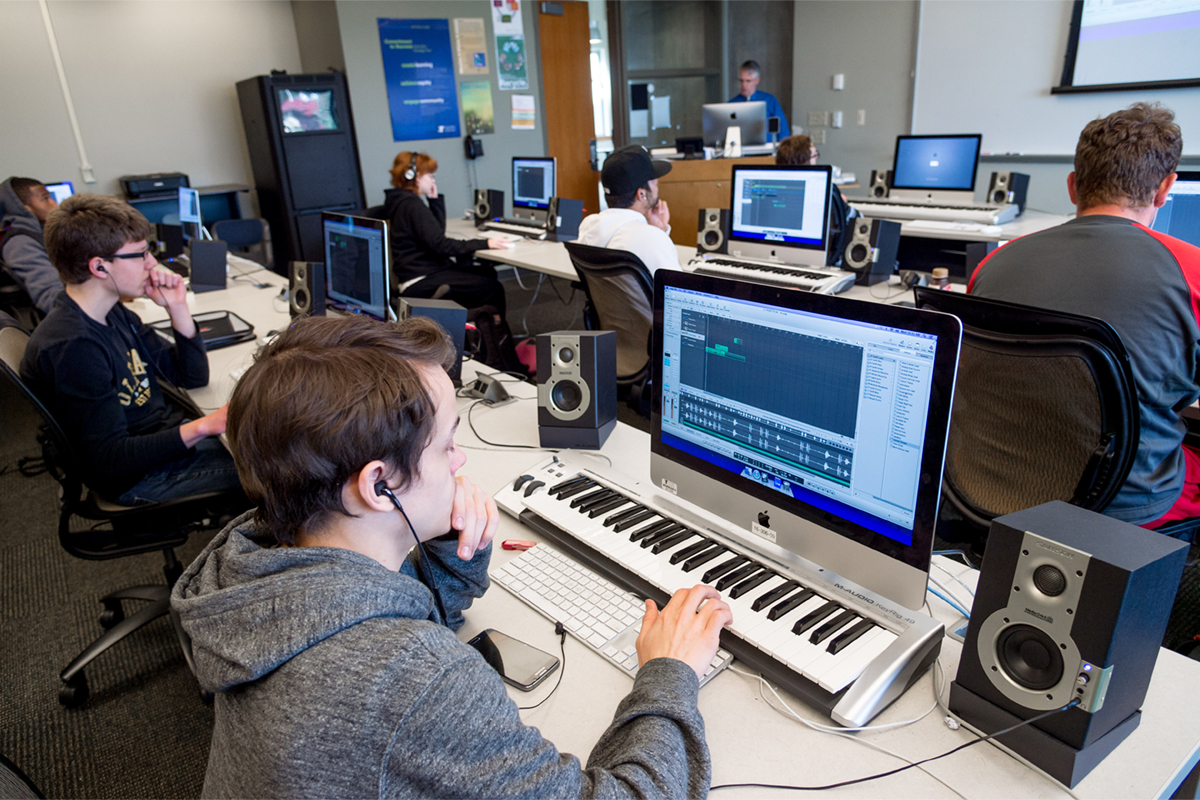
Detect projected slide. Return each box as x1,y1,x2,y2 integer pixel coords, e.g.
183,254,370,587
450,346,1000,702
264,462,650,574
1072,0,1200,86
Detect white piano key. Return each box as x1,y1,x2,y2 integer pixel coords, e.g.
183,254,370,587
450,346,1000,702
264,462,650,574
816,629,899,693
803,626,887,686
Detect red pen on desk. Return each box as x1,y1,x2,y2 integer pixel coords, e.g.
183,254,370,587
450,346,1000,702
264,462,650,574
502,540,537,551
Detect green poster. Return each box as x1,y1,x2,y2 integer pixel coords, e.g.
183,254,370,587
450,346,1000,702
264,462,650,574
461,80,495,135
496,34,528,91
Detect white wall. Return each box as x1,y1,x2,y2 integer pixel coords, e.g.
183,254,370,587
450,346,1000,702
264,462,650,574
335,1,547,218
0,1,303,197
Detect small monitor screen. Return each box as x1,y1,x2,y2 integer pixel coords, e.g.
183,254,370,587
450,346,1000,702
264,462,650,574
178,187,201,225
512,157,556,210
1152,171,1200,248
278,88,339,133
728,165,832,254
44,182,74,203
322,213,390,321
891,134,982,192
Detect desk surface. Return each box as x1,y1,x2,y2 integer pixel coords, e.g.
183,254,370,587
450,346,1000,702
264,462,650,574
134,258,1200,799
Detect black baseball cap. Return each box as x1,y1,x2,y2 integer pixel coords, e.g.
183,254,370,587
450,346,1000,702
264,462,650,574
601,146,672,196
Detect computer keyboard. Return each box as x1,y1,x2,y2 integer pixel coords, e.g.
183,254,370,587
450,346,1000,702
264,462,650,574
491,542,734,686
481,220,548,239
902,219,1003,236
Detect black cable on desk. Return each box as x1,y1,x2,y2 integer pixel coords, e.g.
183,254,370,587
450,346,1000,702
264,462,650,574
519,622,567,711
710,699,1080,792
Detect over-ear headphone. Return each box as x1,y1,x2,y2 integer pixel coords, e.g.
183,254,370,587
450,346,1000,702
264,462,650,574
403,152,419,182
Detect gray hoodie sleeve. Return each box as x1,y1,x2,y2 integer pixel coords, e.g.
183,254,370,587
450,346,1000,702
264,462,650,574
2,233,62,314
382,654,710,799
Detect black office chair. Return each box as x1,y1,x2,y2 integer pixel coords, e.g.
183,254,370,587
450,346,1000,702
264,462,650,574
0,318,250,707
0,260,43,331
212,218,272,269
914,287,1141,546
563,242,655,415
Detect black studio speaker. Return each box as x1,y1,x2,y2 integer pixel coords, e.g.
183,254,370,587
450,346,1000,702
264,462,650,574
288,261,325,318
987,171,1030,214
537,331,617,449
965,241,999,276
474,189,504,228
697,208,730,254
546,197,584,242
950,501,1187,788
188,240,228,293
869,169,891,198
843,218,900,285
399,297,467,387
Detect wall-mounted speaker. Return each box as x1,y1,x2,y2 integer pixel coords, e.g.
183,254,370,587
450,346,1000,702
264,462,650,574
950,501,1187,788
288,261,325,319
536,331,617,449
843,218,900,285
398,297,467,387
987,171,1030,214
697,208,730,254
546,196,584,242
869,169,891,198
473,189,504,228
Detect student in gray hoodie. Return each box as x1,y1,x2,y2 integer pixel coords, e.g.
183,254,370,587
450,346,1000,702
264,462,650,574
1,177,64,314
172,314,732,799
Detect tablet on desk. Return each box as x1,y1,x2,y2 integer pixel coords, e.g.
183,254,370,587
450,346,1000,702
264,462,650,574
150,310,255,350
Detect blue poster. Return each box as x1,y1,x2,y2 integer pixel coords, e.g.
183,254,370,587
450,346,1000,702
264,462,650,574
378,18,461,141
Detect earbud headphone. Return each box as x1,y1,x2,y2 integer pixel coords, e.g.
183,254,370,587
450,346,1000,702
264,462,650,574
375,479,449,624
96,264,107,273
403,152,419,182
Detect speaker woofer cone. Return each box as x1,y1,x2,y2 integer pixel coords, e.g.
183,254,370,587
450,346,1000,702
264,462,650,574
848,243,870,267
997,624,1064,691
551,380,583,412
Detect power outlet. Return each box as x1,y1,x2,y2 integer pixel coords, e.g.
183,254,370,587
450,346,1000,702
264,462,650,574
810,129,826,145
857,109,866,126
806,110,828,128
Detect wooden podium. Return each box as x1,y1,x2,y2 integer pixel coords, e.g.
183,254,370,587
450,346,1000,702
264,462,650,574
655,156,774,248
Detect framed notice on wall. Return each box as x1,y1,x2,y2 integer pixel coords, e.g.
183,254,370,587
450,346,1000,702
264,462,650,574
378,18,461,141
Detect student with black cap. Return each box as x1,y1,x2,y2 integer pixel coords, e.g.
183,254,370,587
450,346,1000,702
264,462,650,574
577,146,682,276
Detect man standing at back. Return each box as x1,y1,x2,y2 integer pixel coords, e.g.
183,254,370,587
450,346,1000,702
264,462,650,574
729,60,790,140
969,103,1200,529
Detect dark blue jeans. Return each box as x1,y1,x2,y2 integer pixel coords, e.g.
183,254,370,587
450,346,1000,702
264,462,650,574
117,437,242,505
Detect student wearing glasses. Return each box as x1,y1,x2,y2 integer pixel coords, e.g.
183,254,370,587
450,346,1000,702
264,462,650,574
20,194,240,504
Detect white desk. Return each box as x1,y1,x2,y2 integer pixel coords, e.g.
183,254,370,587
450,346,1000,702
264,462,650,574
136,260,1200,799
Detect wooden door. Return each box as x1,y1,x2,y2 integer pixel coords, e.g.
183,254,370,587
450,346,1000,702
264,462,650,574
538,2,600,215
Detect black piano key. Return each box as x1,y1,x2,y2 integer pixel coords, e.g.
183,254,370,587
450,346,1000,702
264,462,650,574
629,519,675,543
702,556,749,584
555,479,597,500
791,600,840,634
641,524,686,548
809,609,858,645
682,546,728,572
611,508,657,531
650,529,696,554
729,570,774,599
767,588,817,621
587,496,630,518
827,619,875,654
569,487,611,508
603,504,646,527
715,562,760,592
751,580,800,612
669,539,713,565
548,475,590,495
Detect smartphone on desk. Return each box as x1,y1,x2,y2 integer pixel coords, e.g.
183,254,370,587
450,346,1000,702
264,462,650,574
468,629,560,691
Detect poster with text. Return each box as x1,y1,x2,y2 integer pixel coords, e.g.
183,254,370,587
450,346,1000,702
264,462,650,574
453,18,488,76
378,18,460,141
461,80,495,135
495,34,529,90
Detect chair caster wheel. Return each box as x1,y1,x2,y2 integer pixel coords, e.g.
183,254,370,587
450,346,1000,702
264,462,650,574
99,602,124,629
59,674,89,708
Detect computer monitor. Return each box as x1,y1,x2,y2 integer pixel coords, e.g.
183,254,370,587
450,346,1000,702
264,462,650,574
725,165,833,268
702,101,768,148
44,182,74,203
321,212,391,321
178,186,202,240
652,270,962,610
890,134,982,200
1152,170,1200,248
512,157,556,219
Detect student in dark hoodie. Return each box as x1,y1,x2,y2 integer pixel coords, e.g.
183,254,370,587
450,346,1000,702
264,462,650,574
172,314,732,799
382,151,513,315
1,176,64,314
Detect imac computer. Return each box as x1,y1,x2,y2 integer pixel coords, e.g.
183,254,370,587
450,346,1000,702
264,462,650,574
1152,171,1200,248
44,182,74,203
725,165,833,268
889,134,983,203
512,157,556,221
702,101,768,149
321,212,391,321
652,269,962,610
178,186,203,240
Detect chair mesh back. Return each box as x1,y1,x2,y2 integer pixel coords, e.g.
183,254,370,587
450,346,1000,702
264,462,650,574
947,345,1102,516
582,271,653,379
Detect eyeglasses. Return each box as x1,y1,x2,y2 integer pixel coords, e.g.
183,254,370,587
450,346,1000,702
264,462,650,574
103,248,154,262
810,149,821,161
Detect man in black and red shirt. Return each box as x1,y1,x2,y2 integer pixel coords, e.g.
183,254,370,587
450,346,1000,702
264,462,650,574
969,102,1200,528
